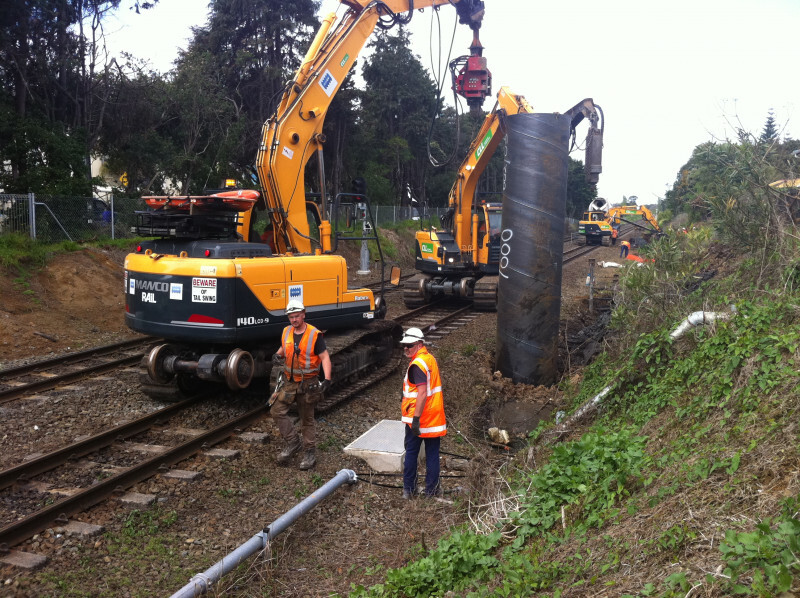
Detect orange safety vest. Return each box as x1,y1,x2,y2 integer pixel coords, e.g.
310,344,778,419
401,346,446,438
611,228,618,239
621,240,631,249
282,324,322,381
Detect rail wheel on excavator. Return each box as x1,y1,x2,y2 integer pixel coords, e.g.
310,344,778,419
402,274,433,308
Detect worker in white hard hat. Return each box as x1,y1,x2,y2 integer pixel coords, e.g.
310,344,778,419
270,299,332,470
399,327,446,499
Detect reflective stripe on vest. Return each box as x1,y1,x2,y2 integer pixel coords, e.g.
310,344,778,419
401,346,446,438
282,324,322,381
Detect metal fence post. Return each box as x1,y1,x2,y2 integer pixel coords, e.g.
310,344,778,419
110,194,115,240
27,193,36,240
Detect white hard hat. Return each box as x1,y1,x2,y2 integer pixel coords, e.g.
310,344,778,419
399,327,425,345
285,299,305,314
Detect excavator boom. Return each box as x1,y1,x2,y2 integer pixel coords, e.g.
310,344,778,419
256,0,490,255
407,92,604,309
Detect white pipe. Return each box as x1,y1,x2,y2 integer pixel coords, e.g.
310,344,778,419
556,385,612,431
558,306,737,433
170,469,358,598
670,307,736,339
598,261,623,268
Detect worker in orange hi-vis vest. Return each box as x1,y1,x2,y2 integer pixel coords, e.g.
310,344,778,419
400,327,446,499
620,239,631,258
270,299,332,471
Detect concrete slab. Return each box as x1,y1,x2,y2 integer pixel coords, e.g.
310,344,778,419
20,395,49,402
126,442,169,454
118,492,156,507
344,419,423,473
203,448,240,460
162,469,201,481
239,432,270,444
0,550,47,569
163,427,205,437
64,520,104,537
48,487,82,497
17,481,51,493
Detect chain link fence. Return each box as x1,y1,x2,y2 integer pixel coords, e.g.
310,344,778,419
0,194,146,243
0,193,579,243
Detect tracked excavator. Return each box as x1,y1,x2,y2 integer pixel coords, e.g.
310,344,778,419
124,0,492,401
578,200,661,245
404,93,604,310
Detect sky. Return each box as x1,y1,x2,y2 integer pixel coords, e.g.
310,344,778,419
104,0,800,207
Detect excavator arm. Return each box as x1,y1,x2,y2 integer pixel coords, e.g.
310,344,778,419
562,98,604,186
608,205,662,234
255,0,490,256
446,86,533,256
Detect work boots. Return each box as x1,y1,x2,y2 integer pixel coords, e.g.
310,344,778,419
276,437,301,466
299,449,316,471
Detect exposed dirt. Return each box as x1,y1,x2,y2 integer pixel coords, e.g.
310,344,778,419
0,248,135,368
0,234,628,596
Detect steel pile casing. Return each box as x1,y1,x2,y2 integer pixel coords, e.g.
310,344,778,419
496,112,571,385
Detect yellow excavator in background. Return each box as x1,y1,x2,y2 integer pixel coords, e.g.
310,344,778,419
404,91,604,310
124,0,492,399
578,199,661,245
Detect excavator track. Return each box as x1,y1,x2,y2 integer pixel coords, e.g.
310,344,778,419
473,276,498,311
402,274,431,308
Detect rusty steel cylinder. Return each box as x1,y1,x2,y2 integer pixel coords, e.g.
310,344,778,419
496,112,571,385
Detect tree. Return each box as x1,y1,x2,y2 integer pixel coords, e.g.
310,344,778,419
183,0,320,172
760,109,778,144
96,57,175,194
351,28,438,205
0,0,166,194
565,157,597,219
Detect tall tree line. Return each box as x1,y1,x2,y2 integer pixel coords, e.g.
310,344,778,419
0,0,596,215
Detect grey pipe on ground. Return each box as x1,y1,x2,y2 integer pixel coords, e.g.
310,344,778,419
170,468,358,598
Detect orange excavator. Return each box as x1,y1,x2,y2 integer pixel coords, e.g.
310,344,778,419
405,93,604,310
124,1,492,399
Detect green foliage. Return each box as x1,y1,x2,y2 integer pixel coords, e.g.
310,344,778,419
350,531,502,597
0,233,51,269
368,229,399,261
719,516,800,595
566,157,598,220
511,427,651,541
120,508,178,538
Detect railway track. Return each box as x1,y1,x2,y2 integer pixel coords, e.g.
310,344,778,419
0,299,485,553
0,338,157,405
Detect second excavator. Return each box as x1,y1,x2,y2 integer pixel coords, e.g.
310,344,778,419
404,91,604,310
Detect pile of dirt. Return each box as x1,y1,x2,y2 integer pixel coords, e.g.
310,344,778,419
0,248,134,367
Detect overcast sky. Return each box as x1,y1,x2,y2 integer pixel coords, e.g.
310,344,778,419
105,0,799,206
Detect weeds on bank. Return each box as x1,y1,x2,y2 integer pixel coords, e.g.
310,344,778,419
347,227,800,597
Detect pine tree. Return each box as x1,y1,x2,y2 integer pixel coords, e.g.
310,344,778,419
760,109,779,143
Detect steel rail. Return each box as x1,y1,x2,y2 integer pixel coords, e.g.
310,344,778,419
0,402,266,550
0,397,200,491
0,337,155,378
0,354,145,405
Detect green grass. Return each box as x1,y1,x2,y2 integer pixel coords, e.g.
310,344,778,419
347,226,800,597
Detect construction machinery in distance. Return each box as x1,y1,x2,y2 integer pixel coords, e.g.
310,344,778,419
404,91,604,310
123,0,492,400
578,198,661,246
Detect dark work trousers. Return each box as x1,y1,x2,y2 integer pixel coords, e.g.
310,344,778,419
403,425,441,496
